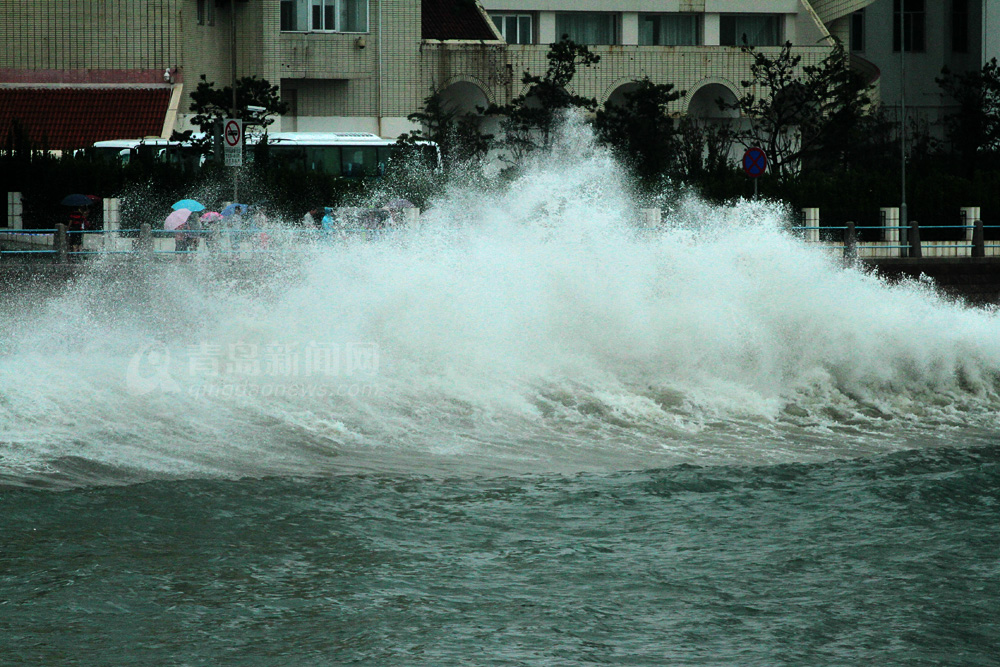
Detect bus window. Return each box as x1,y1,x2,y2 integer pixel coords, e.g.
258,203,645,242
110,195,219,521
157,145,201,172
305,146,341,175
420,144,441,170
341,147,378,177
377,146,395,175
271,146,307,171
134,144,164,165
90,147,134,166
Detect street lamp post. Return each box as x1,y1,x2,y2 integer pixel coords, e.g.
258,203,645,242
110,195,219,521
899,1,907,239
231,0,237,117
231,0,238,201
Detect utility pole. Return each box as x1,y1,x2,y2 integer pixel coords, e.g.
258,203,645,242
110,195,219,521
899,1,907,234
231,0,238,202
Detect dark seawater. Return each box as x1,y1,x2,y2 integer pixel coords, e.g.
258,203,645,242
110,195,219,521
3,445,998,666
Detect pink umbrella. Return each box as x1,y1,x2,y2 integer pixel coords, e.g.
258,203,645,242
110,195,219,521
200,211,223,223
165,208,192,231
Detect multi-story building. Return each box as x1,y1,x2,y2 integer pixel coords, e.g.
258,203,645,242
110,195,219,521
479,0,846,117
8,0,992,152
846,0,1000,135
0,0,507,149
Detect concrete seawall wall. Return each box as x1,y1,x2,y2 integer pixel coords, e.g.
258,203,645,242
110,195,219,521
5,257,1000,306
867,258,1000,306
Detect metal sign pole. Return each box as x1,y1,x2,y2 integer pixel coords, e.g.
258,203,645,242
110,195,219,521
223,119,243,202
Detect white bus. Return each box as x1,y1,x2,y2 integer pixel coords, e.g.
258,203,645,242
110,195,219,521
87,137,205,171
87,131,439,176
259,132,440,177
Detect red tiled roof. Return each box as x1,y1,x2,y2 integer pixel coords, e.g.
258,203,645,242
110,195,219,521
0,87,171,150
422,0,499,40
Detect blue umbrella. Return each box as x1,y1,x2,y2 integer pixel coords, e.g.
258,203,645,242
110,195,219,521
61,193,95,207
172,199,205,212
221,203,247,217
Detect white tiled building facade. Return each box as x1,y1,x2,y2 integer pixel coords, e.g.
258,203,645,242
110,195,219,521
1,0,997,141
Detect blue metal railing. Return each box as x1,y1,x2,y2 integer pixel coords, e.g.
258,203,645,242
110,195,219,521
0,224,402,262
789,219,1000,258
3,220,1000,262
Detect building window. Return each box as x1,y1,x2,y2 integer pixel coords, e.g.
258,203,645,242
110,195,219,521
893,0,925,52
280,0,368,32
197,0,215,26
952,0,969,53
555,13,618,45
850,10,864,51
491,13,532,45
280,1,296,30
720,14,781,47
639,14,699,46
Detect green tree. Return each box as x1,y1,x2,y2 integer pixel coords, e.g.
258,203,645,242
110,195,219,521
675,116,737,180
398,88,492,168
487,36,600,161
175,75,289,151
722,40,873,179
936,58,1000,174
594,77,685,180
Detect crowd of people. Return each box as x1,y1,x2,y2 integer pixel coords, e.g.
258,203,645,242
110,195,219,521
167,202,273,254
59,194,419,257
301,200,417,237
164,199,418,254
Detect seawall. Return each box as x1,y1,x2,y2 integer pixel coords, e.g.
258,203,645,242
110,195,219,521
3,258,1000,307
867,258,1000,306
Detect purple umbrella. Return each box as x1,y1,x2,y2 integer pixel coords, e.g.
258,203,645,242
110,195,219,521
165,208,192,231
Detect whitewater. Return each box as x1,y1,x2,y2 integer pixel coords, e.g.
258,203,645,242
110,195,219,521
2,121,1000,487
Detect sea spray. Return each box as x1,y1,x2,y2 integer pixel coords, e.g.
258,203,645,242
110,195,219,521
2,122,1000,486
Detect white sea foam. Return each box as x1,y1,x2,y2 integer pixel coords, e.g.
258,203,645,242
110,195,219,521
2,120,1000,485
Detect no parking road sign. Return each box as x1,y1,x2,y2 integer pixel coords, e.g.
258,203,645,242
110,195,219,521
224,119,243,167
742,147,767,178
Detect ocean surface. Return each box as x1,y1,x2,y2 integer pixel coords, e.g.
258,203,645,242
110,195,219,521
2,125,999,664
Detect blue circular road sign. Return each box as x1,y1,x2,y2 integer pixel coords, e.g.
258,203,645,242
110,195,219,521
742,147,767,178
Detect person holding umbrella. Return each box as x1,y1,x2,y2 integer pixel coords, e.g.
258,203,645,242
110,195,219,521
170,199,205,253
221,203,248,250
383,197,416,226
67,207,88,254
61,193,95,255
164,208,193,254
199,211,223,250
